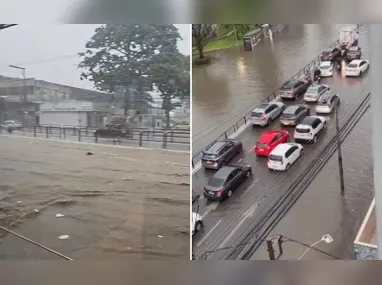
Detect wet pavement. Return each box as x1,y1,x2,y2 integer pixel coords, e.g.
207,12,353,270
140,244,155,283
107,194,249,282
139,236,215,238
193,25,345,155
192,28,371,259
0,136,189,259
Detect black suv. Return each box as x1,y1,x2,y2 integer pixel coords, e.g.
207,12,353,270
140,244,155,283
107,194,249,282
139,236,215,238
201,140,243,170
320,47,342,62
280,80,309,100
203,164,252,201
280,104,310,126
346,46,362,61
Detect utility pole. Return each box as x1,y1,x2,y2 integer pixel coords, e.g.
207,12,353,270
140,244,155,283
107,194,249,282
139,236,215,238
9,65,26,103
369,24,382,260
335,100,345,194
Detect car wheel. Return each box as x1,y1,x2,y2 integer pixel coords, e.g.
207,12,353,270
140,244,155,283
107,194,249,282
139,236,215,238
359,70,362,76
313,135,317,143
323,122,327,129
286,163,291,171
227,190,233,198
195,221,203,232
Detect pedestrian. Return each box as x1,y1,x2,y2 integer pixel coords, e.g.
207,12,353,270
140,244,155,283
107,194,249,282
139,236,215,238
314,67,321,82
337,58,342,72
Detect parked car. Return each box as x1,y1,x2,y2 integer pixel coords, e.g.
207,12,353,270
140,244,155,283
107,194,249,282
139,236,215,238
345,59,369,77
279,80,309,100
280,104,310,126
192,212,203,235
346,46,362,61
254,130,289,157
294,116,327,144
315,92,340,114
303,84,330,102
250,101,285,127
267,143,303,171
320,47,342,62
1,120,22,129
203,164,252,201
201,140,243,170
318,61,334,77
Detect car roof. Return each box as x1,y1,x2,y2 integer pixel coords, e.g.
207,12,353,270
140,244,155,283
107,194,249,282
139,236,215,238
349,59,361,65
318,91,332,103
258,131,278,143
348,46,359,51
320,61,332,66
253,103,269,112
284,104,303,112
214,166,237,178
205,141,227,153
282,80,298,88
300,116,317,125
270,143,293,155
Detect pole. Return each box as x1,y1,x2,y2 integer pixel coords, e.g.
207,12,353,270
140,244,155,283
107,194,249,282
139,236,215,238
266,239,275,260
369,24,382,260
335,103,345,194
22,68,26,103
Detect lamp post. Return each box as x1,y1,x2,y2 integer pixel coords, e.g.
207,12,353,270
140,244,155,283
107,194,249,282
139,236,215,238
9,65,26,103
298,234,333,260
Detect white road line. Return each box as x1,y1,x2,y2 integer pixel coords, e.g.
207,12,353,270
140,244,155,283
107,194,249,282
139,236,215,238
196,220,222,247
247,148,254,154
248,178,259,189
238,158,243,163
201,202,219,219
240,178,259,199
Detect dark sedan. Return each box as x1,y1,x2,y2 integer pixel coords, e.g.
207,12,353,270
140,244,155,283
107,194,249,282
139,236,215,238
203,164,252,201
280,104,310,126
346,46,362,61
320,47,342,62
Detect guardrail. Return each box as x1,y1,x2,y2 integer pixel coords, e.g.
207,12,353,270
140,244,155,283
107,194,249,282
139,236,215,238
192,26,362,169
0,125,190,150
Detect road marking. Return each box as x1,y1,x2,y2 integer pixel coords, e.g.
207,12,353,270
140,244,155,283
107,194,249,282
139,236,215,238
247,148,254,154
219,204,257,248
240,178,259,199
196,219,222,247
238,158,243,163
201,202,219,219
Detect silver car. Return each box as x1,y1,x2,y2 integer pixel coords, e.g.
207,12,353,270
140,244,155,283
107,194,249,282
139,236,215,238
315,92,340,114
250,101,285,127
303,84,330,102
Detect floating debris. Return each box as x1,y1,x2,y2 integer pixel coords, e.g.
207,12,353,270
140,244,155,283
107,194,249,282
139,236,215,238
58,235,69,240
55,213,65,218
17,201,22,204
33,209,39,213
86,151,94,155
157,235,164,239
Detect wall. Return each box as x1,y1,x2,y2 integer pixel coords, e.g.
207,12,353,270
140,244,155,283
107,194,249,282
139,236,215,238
354,244,378,260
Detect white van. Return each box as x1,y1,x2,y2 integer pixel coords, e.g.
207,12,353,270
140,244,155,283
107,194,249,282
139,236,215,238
267,143,303,171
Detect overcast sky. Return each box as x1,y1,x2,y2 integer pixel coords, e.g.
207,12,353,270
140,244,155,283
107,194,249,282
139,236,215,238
0,24,190,90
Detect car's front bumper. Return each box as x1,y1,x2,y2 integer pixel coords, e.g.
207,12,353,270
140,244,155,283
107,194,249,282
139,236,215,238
316,106,332,114
202,161,219,169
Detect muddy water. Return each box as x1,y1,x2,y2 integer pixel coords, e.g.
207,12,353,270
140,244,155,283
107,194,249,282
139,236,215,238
193,24,344,154
0,136,189,259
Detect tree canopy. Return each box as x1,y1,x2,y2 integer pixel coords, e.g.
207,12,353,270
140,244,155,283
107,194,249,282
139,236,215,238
78,24,189,118
192,24,217,59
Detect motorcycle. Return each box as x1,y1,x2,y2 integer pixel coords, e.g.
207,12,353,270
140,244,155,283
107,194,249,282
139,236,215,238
313,74,321,84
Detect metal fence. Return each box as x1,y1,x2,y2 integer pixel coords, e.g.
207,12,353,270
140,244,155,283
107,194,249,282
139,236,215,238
192,26,363,169
0,125,190,151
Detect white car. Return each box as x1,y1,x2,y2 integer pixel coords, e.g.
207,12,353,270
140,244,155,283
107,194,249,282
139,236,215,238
250,101,284,127
1,120,22,129
192,212,203,235
315,92,340,114
345,59,369,77
318,61,334,77
294,116,326,143
267,143,303,171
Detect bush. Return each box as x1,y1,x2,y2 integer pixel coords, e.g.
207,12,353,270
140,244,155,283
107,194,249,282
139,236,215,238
193,57,211,66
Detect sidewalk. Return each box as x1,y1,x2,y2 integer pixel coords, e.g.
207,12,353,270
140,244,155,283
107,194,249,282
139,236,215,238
252,110,374,260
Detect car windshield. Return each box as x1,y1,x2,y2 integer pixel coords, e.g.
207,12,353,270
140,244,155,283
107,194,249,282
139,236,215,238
203,153,217,160
348,47,359,52
251,111,263,118
296,127,310,133
256,142,268,149
269,154,283,162
208,177,225,187
305,88,318,96
320,64,331,70
281,81,294,90
317,100,329,106
281,110,296,118
348,63,358,68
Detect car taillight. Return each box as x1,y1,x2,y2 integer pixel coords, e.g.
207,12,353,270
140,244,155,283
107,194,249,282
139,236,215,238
290,90,294,95
261,115,266,121
280,161,284,165
309,132,312,136
218,189,224,196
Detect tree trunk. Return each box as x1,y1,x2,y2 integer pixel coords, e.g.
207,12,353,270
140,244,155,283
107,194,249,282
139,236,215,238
165,109,170,128
196,41,204,59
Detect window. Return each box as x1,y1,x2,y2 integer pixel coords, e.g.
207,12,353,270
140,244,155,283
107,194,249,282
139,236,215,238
266,105,276,113
251,111,263,118
232,169,241,176
296,127,310,133
269,154,283,161
290,146,298,153
226,174,234,182
285,147,293,158
312,119,319,129
208,177,225,187
256,142,268,149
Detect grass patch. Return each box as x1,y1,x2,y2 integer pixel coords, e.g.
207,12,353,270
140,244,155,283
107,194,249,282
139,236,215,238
192,32,239,56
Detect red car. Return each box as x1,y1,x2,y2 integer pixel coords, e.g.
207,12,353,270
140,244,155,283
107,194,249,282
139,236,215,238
254,130,290,156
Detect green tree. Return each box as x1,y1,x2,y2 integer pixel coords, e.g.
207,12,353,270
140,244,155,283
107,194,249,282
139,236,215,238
221,24,252,40
149,46,190,128
192,24,217,59
78,24,182,114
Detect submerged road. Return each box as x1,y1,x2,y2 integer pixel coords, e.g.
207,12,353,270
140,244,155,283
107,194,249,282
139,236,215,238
193,29,370,259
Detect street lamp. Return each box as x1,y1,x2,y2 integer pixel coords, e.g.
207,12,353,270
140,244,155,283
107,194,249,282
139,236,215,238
298,234,333,260
9,64,26,103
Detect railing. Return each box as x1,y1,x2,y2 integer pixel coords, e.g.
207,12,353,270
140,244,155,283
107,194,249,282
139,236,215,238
0,125,190,151
192,26,363,169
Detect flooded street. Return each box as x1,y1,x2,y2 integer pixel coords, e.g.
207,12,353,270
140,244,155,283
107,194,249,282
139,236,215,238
0,136,189,259
193,25,344,154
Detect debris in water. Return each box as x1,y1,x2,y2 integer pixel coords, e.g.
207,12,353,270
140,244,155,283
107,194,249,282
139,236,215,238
58,235,69,240
125,247,132,250
34,209,39,213
157,235,164,239
86,151,94,155
17,201,22,204
55,213,65,218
